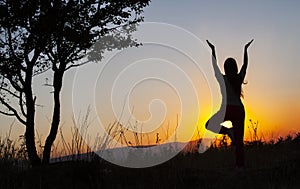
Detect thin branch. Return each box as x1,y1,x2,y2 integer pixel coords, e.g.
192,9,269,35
46,48,57,63
30,49,41,67
33,66,51,77
16,66,25,86
46,48,59,71
65,60,90,71
7,27,18,61
43,83,53,87
0,97,26,125
65,44,88,62
0,86,19,98
0,110,14,116
5,75,23,92
0,35,7,44
19,91,27,117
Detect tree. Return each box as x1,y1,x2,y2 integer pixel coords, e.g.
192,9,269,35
0,0,57,166
41,0,151,164
0,0,150,165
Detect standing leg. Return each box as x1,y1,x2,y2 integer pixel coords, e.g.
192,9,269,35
234,124,244,167
232,108,245,168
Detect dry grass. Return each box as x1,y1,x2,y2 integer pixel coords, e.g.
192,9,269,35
1,129,299,189
1,115,300,188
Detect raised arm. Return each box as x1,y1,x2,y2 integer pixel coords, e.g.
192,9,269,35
206,40,222,81
240,39,254,79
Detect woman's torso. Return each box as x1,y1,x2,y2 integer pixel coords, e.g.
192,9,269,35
220,75,243,106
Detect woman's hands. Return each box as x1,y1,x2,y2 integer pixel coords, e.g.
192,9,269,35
207,39,253,50
206,40,215,51
242,39,253,74
206,40,216,59
245,39,254,50
206,40,221,79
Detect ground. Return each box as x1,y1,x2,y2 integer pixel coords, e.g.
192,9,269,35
1,137,300,189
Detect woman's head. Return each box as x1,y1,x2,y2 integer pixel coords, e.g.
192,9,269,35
224,58,238,76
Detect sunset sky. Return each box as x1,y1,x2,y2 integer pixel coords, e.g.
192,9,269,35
1,0,300,146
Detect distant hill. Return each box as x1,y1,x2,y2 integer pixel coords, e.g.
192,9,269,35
50,139,204,164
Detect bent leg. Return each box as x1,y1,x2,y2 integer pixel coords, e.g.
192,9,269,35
205,108,227,134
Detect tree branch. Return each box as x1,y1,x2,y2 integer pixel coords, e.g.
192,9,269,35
7,27,18,61
65,60,90,71
19,91,27,117
33,66,51,77
46,49,56,63
0,97,26,125
6,75,23,91
16,66,25,86
0,86,19,98
0,109,14,116
6,75,23,92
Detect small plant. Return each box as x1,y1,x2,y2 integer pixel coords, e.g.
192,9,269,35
276,136,284,145
293,132,300,143
246,119,264,146
211,135,230,149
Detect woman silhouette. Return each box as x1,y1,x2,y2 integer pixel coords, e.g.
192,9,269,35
205,39,253,168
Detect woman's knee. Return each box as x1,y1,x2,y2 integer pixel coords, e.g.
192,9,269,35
205,120,209,129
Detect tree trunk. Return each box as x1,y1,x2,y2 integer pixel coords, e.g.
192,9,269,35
42,69,64,164
25,121,41,166
24,68,41,166
25,102,41,166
